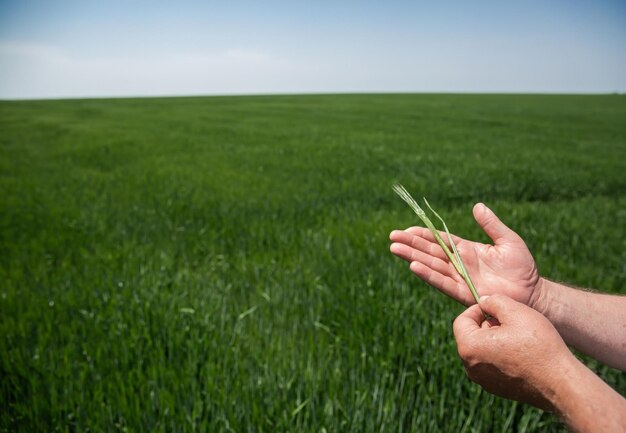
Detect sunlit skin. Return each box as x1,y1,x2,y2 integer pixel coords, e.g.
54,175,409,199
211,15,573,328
389,202,541,307
389,202,626,370
389,203,626,432
453,295,572,412
453,295,626,433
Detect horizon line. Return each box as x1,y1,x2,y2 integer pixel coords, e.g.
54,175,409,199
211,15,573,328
2,90,624,102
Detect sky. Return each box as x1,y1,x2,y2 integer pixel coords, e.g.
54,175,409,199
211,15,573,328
0,0,625,99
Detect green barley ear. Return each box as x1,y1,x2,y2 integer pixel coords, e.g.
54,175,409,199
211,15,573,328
392,184,462,274
393,184,486,315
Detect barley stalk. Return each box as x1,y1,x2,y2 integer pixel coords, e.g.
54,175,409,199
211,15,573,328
392,184,484,311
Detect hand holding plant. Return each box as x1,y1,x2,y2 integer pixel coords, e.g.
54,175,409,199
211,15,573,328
390,187,542,307
453,295,574,412
391,186,626,432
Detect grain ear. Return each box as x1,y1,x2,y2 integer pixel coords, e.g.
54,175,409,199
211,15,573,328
393,184,487,318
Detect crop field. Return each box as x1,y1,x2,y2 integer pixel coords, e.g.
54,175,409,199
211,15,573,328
1,94,625,432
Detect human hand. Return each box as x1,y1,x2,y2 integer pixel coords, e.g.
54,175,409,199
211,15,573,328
453,295,574,412
389,203,542,307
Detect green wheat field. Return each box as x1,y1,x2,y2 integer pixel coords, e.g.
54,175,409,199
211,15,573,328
1,94,625,432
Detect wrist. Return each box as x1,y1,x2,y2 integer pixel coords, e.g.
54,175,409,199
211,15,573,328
528,278,571,343
528,276,550,314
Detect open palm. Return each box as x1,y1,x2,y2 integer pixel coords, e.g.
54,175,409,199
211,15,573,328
389,203,541,307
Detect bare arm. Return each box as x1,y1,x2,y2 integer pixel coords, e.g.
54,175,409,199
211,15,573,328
390,202,626,370
554,353,626,433
454,296,626,433
532,278,626,371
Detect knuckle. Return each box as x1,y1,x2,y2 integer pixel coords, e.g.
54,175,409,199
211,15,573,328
452,317,461,332
456,340,483,368
452,319,464,337
456,342,475,363
488,294,503,303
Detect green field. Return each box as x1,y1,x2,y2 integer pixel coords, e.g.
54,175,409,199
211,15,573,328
1,94,625,432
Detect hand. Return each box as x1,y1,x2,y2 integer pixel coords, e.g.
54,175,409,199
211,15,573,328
389,203,542,307
453,295,574,412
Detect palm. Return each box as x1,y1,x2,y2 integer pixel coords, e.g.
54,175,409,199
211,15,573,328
451,238,539,306
389,204,540,307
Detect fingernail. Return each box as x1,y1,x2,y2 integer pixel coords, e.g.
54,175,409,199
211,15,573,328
479,295,490,302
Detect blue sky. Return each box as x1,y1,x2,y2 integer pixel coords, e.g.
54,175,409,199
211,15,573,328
0,0,625,99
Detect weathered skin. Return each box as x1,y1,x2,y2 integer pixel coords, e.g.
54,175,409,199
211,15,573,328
389,203,626,432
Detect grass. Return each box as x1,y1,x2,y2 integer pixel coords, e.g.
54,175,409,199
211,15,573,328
1,94,625,432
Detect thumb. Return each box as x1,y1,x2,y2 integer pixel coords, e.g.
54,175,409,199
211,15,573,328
473,203,522,246
478,294,522,322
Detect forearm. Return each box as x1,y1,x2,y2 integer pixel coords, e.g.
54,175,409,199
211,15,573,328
549,355,626,433
532,278,626,370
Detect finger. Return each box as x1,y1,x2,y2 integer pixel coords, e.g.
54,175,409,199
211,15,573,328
404,226,464,247
453,304,484,339
473,203,523,246
390,243,455,277
478,295,523,322
409,261,472,303
389,230,448,261
480,317,501,329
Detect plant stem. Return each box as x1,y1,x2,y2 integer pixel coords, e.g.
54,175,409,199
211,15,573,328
423,198,481,305
393,185,487,317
